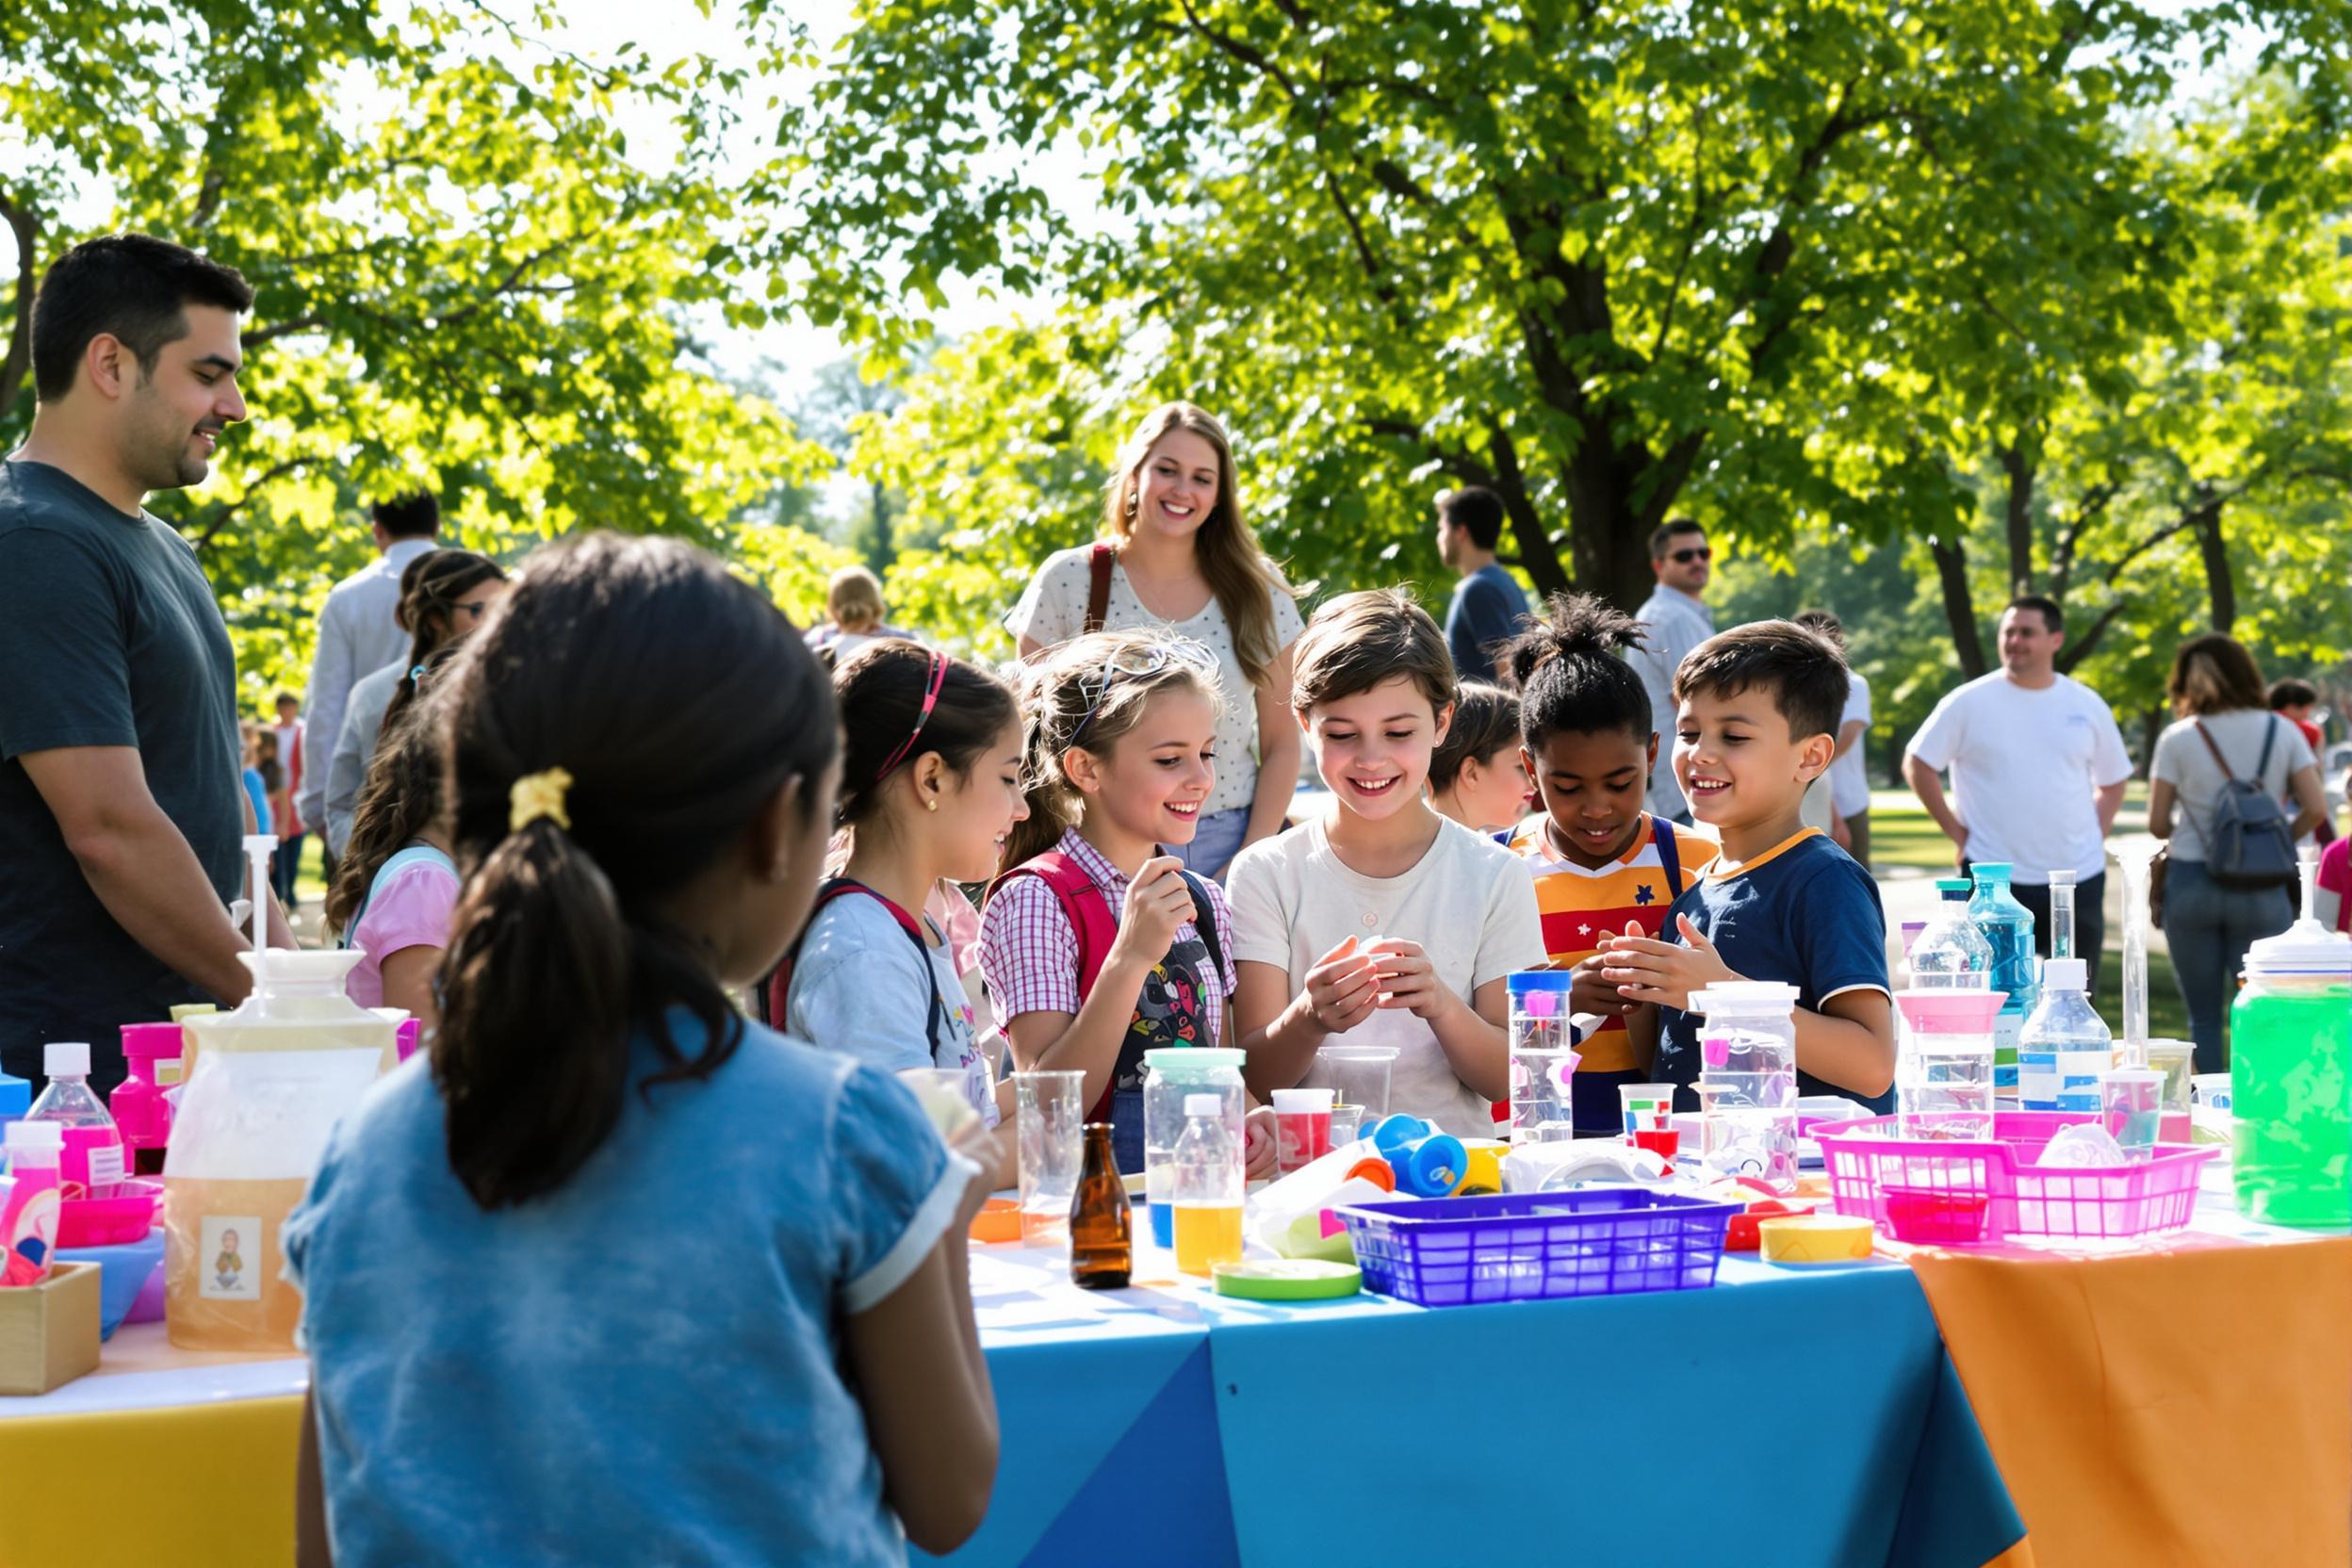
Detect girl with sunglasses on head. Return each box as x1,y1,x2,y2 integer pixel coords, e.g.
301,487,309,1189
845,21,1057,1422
1006,402,1303,881
982,630,1278,1175
780,642,1025,1188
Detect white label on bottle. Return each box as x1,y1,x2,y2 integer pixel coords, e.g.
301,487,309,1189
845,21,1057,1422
199,1215,264,1301
84,1141,124,1193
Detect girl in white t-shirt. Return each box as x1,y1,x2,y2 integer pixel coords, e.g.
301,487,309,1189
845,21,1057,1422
783,642,1028,1186
1228,592,1547,1140
1006,402,1304,881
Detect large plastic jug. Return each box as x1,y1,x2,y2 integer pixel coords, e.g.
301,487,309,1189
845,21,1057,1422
2230,856,2350,1227
164,949,390,1350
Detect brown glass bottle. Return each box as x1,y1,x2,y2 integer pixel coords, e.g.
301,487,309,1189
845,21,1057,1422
1068,1121,1132,1289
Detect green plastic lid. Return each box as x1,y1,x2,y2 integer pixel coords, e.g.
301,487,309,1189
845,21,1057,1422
1141,1047,1247,1075
1211,1260,1362,1300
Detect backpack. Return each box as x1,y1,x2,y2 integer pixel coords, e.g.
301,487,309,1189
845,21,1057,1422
764,878,948,1050
2192,718,2298,890
988,852,1225,1122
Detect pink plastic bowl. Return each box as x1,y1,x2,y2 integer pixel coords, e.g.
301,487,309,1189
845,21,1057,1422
57,1177,161,1248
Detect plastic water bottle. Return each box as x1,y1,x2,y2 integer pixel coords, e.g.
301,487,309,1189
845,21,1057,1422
1968,865,2040,1102
1170,1094,1244,1276
1910,881,1993,987
2017,959,2110,1114
25,1042,125,1199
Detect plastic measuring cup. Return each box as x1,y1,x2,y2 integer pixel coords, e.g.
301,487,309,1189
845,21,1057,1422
1315,1046,1397,1119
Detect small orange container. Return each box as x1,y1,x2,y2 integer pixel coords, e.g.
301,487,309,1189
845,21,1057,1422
969,1197,1022,1245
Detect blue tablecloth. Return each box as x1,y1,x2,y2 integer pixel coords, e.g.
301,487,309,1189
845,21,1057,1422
925,1241,2024,1567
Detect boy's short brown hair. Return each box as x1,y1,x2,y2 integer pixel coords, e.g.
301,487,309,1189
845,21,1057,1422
1672,619,1849,743
1291,589,1456,717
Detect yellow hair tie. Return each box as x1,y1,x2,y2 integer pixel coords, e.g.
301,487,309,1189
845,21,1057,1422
509,767,574,833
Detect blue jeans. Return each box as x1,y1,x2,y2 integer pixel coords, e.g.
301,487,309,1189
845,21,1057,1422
2160,858,2294,1073
1164,806,1252,883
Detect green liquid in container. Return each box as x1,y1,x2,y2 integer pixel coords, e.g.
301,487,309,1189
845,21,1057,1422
2230,985,2350,1227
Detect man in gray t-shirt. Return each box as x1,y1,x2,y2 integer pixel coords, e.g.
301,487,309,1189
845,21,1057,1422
0,235,288,1088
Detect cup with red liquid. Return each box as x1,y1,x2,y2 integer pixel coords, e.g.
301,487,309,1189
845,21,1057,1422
1271,1087,1336,1174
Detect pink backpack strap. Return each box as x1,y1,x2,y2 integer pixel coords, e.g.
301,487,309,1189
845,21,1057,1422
988,851,1120,1119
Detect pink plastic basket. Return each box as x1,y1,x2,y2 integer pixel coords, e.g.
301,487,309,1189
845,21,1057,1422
1812,1111,2218,1246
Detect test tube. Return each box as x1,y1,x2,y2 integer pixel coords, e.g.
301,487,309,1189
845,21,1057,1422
2049,869,2076,963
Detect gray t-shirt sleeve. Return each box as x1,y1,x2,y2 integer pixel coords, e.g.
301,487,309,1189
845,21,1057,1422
787,899,941,1075
0,529,136,758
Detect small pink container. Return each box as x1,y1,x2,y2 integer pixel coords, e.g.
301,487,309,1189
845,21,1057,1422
57,1177,160,1249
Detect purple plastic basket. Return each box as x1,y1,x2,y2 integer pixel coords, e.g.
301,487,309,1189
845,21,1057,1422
1333,1188,1740,1307
1812,1111,2219,1246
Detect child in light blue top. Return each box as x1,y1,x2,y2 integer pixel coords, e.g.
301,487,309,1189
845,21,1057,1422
285,534,999,1567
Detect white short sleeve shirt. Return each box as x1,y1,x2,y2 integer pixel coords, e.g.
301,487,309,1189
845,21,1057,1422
1905,673,2132,883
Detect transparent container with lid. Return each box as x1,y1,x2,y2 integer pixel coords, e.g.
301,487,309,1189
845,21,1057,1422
2230,854,2350,1227
166,841,394,1350
1968,864,2040,1100
1910,881,1994,986
2016,958,2110,1114
1690,981,1800,1192
1505,971,1581,1146
1139,1048,1246,1250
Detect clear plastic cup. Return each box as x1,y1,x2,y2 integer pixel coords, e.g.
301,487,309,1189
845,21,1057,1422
1315,1046,1397,1119
1013,1070,1086,1245
2191,1072,2232,1114
2100,1068,2164,1163
1618,1083,1676,1138
1328,1102,1365,1148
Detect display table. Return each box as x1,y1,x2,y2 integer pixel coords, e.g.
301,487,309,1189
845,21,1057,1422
2,1177,2341,1568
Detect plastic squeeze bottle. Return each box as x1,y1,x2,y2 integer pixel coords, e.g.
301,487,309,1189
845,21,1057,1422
25,1041,126,1199
2017,959,2109,1115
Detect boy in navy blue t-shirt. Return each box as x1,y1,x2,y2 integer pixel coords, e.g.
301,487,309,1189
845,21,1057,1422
1599,620,1895,1113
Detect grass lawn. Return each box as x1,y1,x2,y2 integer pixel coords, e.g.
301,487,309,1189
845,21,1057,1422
1866,786,2193,1044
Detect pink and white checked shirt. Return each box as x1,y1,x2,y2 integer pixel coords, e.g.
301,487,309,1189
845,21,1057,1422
979,829,1237,1045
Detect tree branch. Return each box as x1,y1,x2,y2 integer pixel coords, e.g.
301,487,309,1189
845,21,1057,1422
1172,0,1300,100
191,456,316,548
2055,598,2129,673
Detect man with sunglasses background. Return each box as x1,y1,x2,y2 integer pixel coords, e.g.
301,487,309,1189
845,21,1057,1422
1627,518,1715,824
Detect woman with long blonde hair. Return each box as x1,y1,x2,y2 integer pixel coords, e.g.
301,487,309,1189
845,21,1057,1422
1006,402,1302,880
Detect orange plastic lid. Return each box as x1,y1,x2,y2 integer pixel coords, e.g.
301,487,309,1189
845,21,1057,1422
1343,1157,1397,1193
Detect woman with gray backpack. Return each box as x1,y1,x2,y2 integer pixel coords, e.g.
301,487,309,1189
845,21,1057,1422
2148,633,2329,1070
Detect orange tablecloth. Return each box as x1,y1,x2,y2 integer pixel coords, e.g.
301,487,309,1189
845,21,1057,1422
1909,1229,2352,1568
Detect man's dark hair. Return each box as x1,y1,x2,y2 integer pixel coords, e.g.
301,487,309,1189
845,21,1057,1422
1673,619,1851,744
30,234,254,401
1437,487,1508,552
2005,595,2064,635
372,492,441,540
2268,678,2319,711
1648,517,1706,562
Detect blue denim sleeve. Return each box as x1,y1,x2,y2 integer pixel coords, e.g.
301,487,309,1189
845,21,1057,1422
832,1066,960,1315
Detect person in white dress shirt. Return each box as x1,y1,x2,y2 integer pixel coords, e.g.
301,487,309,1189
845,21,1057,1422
297,493,441,874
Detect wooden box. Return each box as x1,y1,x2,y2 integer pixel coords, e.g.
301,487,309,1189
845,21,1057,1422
0,1261,102,1396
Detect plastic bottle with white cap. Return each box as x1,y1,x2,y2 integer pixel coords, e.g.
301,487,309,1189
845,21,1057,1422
2230,849,2349,1226
1169,1093,1244,1276
2016,959,2109,1115
24,1041,125,1199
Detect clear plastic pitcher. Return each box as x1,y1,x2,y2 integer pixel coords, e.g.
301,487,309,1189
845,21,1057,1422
1690,982,1800,1192
165,949,391,1350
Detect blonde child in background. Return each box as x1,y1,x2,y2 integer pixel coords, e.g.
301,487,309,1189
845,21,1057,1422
1230,591,1546,1140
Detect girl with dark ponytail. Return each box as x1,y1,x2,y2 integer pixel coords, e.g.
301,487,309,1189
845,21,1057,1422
286,533,1000,1567
1496,593,1722,1134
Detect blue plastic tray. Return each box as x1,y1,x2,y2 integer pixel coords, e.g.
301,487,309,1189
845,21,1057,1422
1334,1188,1740,1308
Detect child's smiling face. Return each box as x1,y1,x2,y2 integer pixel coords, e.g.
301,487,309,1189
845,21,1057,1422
1673,685,1831,830
1527,726,1655,867
1304,676,1452,824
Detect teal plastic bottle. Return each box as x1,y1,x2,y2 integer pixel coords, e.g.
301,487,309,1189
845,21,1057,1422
1968,864,2039,1103
2230,910,2351,1227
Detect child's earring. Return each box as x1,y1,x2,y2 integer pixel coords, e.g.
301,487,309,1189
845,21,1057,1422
925,795,939,812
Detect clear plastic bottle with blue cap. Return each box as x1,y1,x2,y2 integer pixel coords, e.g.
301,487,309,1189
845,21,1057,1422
1506,970,1581,1146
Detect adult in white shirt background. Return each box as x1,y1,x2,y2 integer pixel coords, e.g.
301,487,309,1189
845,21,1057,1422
297,492,441,878
1625,519,1714,824
1903,596,2132,992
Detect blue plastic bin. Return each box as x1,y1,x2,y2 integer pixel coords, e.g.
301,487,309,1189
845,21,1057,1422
1335,1188,1740,1307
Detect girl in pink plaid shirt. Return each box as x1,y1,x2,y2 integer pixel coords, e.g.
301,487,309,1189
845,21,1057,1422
982,630,1278,1174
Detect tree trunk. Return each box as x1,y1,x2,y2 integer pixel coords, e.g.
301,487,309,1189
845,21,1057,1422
2001,444,2035,596
2137,706,2165,782
0,193,37,425
1930,536,1988,679
869,480,893,572
2192,500,2234,631
1560,439,1656,613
